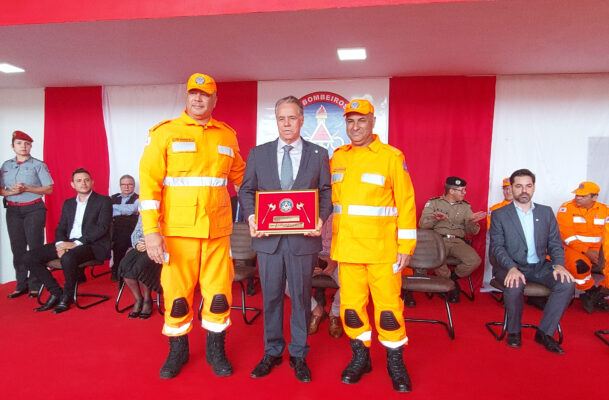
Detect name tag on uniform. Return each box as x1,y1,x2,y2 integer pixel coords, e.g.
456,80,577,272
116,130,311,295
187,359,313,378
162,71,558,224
172,141,196,152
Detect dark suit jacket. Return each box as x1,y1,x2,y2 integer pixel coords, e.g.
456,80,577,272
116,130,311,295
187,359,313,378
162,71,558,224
489,202,564,273
239,138,332,255
55,191,113,261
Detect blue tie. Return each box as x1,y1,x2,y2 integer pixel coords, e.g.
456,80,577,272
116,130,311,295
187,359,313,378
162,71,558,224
280,145,294,190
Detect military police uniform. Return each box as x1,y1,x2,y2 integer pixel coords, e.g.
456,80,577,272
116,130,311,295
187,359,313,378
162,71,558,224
419,184,481,280
1,144,53,293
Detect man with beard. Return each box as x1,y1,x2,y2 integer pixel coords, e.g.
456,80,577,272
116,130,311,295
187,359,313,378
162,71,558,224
490,169,574,353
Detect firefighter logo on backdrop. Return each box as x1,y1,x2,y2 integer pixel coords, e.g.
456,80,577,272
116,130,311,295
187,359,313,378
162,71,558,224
300,92,351,156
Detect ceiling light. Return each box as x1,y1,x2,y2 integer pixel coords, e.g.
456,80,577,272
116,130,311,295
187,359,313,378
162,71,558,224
0,63,25,73
337,48,367,61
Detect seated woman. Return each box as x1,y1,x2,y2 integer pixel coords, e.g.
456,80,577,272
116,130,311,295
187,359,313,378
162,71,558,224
118,215,162,319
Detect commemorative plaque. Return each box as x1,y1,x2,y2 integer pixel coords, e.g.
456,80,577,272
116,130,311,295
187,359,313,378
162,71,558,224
255,189,318,234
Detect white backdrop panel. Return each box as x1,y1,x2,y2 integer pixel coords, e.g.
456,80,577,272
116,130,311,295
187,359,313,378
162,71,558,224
483,74,609,290
103,84,185,195
257,79,389,147
0,88,45,284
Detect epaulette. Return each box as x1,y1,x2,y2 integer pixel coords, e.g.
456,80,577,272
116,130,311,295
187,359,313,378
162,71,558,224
335,144,349,153
429,196,442,201
150,119,172,132
216,120,237,136
461,199,470,205
560,201,571,208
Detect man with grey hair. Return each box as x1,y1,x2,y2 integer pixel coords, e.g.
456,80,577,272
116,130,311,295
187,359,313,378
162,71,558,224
239,95,332,383
110,174,139,281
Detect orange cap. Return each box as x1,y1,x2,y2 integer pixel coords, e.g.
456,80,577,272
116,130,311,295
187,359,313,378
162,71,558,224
12,130,33,143
572,181,600,196
186,73,217,94
343,99,374,116
502,177,510,187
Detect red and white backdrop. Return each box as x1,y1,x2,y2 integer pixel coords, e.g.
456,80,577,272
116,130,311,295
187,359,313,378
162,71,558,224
2,74,609,286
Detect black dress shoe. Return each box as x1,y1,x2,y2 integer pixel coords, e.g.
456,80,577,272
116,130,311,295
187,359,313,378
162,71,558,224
251,354,282,378
29,291,39,298
34,294,61,312
53,296,73,314
289,356,311,383
534,330,565,354
7,288,28,299
506,333,521,348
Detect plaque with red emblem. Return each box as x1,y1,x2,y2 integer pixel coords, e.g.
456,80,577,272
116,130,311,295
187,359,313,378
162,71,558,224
255,190,318,234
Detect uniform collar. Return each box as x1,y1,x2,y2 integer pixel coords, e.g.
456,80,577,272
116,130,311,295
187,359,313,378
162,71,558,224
571,199,600,212
179,111,220,129
344,134,381,152
12,156,32,164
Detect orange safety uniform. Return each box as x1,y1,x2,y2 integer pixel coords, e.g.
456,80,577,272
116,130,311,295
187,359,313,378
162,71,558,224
139,112,245,336
487,199,511,227
330,134,417,348
557,199,609,290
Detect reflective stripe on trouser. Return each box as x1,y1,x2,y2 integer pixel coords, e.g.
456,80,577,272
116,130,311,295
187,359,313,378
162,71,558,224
338,262,407,348
564,247,594,291
161,235,234,336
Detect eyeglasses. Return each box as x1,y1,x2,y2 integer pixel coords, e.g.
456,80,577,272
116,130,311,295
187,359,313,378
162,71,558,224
120,183,135,187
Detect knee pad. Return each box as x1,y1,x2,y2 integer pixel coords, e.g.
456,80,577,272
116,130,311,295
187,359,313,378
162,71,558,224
344,309,364,328
170,297,189,318
575,259,591,275
379,311,401,331
210,294,229,314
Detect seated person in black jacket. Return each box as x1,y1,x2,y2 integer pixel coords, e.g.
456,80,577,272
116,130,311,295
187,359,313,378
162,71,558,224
25,168,112,314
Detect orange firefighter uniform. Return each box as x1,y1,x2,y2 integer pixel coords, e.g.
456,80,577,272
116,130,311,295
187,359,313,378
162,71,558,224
487,178,512,226
557,199,609,290
331,134,417,348
139,112,245,336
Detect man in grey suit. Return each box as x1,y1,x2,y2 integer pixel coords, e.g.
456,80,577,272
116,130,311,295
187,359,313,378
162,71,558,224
490,168,574,353
239,95,332,382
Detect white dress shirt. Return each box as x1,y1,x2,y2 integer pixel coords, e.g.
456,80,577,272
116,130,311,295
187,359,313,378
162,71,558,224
68,192,92,246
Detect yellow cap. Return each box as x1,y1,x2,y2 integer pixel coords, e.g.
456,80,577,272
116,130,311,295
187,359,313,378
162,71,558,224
343,99,374,116
186,73,217,94
502,178,510,187
572,181,600,196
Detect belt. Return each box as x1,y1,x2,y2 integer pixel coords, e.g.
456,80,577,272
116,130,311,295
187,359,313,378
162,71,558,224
7,198,42,207
441,234,464,240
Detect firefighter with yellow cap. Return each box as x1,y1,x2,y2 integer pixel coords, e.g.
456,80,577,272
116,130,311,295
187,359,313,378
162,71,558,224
139,73,246,378
331,99,417,392
557,181,609,313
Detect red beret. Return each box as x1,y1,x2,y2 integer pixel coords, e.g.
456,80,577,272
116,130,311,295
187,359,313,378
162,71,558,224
12,130,33,143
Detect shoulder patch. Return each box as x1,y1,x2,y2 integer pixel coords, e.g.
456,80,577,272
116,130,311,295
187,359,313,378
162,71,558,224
558,207,567,213
150,119,172,132
424,202,431,208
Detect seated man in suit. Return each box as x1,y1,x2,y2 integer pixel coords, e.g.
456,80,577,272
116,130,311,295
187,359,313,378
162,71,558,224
110,174,139,281
239,95,332,383
25,168,112,314
490,168,574,353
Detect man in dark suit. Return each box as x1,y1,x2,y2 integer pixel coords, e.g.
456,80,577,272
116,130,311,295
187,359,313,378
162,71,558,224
490,168,574,353
239,95,332,382
25,168,112,314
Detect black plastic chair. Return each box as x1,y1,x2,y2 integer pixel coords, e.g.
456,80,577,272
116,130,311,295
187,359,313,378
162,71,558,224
115,279,163,315
402,229,455,339
485,279,563,344
37,259,110,309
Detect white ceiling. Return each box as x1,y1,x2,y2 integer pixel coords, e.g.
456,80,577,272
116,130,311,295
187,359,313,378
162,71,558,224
1,0,609,88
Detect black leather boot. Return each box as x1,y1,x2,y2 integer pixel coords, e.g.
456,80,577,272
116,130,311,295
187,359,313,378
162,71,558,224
341,339,372,384
159,335,189,379
386,346,412,392
448,271,461,303
206,331,233,376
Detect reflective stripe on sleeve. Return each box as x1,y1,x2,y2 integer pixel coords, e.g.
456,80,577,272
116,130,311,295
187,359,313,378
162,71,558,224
348,205,398,217
139,200,160,211
576,235,602,243
217,145,234,157
201,317,231,333
332,173,344,183
398,229,417,240
163,176,227,187
594,218,605,225
361,173,385,186
573,216,586,223
164,321,191,335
